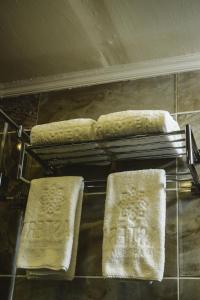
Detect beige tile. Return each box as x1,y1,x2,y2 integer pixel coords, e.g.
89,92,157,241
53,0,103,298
177,70,200,113
180,279,200,300
179,191,200,276
0,277,11,299
0,203,21,274
13,278,177,300
38,75,175,123
0,94,39,130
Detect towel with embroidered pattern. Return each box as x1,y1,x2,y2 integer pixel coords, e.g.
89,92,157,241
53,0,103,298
17,176,84,280
102,169,166,281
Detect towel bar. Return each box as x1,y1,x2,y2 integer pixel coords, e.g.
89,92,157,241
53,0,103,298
0,109,200,194
15,174,192,188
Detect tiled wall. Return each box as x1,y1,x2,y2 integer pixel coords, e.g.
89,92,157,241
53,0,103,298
1,71,200,300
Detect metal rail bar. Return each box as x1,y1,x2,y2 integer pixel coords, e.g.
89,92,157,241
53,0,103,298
191,130,200,162
36,145,186,161
0,109,30,142
0,122,8,188
185,124,200,190
0,122,8,169
28,129,185,151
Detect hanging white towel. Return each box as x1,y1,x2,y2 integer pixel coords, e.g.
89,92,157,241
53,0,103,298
17,176,84,280
102,169,166,281
95,110,179,139
31,118,96,145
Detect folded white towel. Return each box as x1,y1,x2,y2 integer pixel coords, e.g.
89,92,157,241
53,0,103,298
17,176,84,280
31,119,96,145
96,110,179,139
102,169,166,281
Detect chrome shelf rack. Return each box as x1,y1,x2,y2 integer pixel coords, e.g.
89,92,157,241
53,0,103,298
0,108,200,193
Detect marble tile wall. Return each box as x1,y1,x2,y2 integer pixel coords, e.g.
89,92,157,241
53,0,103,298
1,70,200,299
0,94,40,130
13,278,178,300
37,75,175,123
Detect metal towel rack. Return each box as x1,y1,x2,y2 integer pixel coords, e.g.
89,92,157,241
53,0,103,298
0,108,200,194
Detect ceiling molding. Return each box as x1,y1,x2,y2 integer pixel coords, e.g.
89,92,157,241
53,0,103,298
1,52,200,98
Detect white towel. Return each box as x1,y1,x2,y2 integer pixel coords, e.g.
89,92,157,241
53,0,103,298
17,176,84,280
102,169,166,281
31,119,96,145
96,110,183,158
95,110,179,139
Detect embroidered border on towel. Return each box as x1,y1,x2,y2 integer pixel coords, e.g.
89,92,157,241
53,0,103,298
104,186,153,263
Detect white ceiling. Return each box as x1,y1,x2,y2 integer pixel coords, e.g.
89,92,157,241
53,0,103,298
1,0,200,88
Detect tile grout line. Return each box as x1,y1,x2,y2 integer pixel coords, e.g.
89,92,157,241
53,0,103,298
175,73,178,114
0,130,30,134
35,93,42,126
174,69,180,299
177,188,180,300
33,276,187,280
2,274,200,280
176,109,200,115
176,156,180,300
8,211,24,300
23,276,199,280
174,73,180,300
